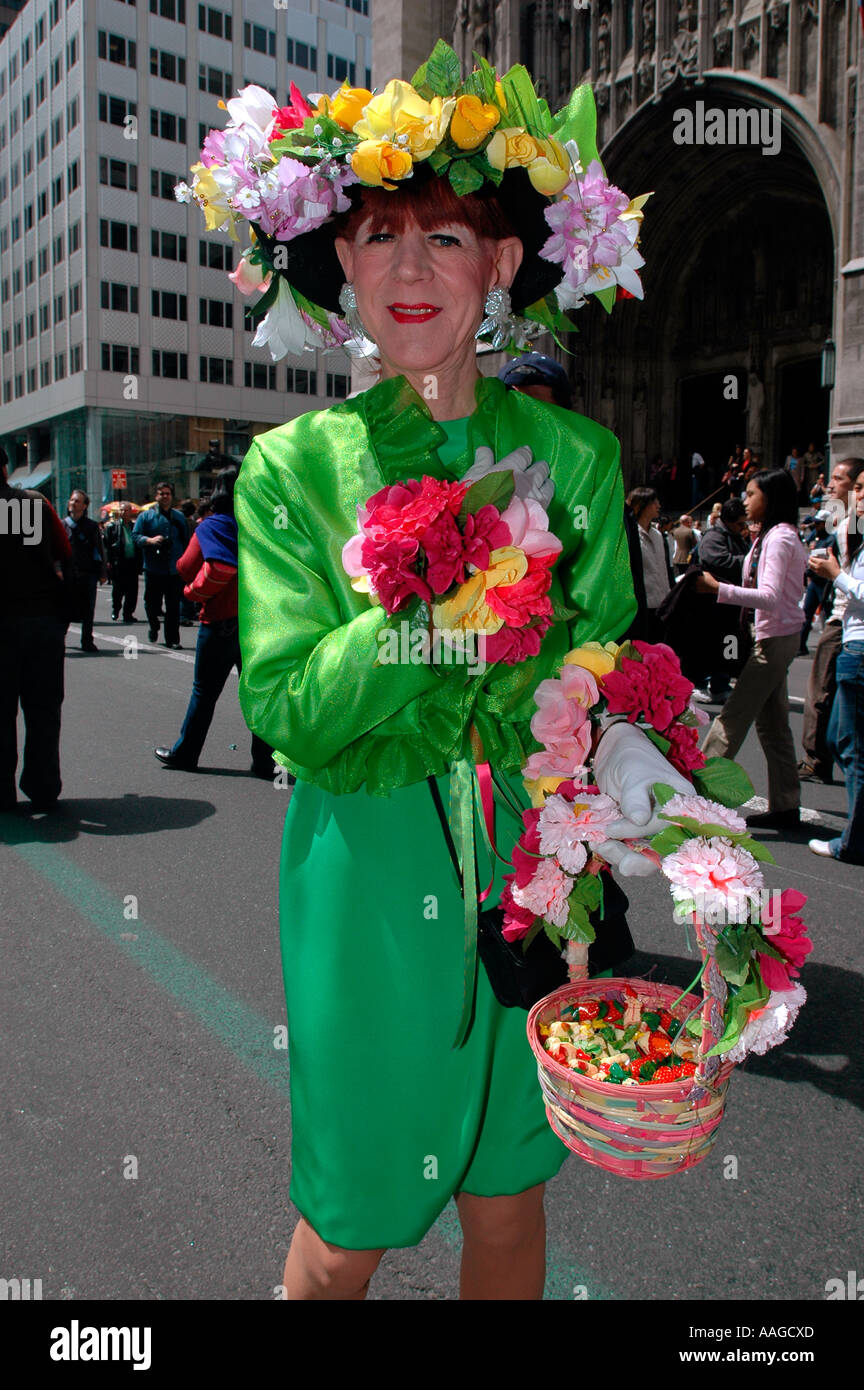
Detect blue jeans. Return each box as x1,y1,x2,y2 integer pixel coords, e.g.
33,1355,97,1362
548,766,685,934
171,618,272,770
826,640,864,862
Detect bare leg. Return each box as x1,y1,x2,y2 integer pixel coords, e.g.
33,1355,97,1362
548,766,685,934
455,1183,546,1301
280,1216,385,1301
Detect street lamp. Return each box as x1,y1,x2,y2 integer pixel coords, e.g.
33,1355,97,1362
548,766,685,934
821,337,835,390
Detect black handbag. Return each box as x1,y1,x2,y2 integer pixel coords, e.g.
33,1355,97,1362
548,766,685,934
427,776,633,1010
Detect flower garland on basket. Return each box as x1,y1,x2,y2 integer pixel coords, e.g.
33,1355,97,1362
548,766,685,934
508,639,812,1179
174,40,650,359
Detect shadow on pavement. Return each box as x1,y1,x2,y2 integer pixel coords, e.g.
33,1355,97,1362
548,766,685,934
0,793,217,845
601,951,863,1112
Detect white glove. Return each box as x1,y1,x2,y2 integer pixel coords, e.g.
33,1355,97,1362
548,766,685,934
461,445,554,509
593,838,658,878
593,722,692,841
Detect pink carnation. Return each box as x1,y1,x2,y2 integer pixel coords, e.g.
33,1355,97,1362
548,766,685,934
662,837,764,915
523,742,590,781
724,983,806,1063
601,642,693,732
511,858,574,928
500,879,537,942
538,790,620,873
499,495,562,559
530,666,597,748
662,794,746,833
758,888,812,991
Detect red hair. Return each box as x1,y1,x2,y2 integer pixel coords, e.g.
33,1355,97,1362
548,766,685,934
336,173,515,242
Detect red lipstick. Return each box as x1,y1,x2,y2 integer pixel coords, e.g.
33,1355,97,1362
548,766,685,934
387,303,442,323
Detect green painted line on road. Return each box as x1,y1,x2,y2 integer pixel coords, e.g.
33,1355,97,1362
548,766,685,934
7,828,618,1301
7,833,291,1099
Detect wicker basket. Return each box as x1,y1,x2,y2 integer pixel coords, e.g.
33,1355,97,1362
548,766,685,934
527,925,735,1180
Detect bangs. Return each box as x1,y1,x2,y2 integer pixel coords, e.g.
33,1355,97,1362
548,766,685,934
338,175,516,242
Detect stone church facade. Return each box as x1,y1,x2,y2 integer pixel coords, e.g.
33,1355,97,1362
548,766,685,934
372,1,863,489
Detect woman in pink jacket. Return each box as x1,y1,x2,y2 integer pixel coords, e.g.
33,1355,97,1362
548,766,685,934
695,469,807,829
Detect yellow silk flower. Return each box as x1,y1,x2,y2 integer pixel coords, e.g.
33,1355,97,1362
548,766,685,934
432,546,528,634
449,94,500,150
485,128,570,195
320,85,373,131
351,139,414,188
524,775,567,807
353,80,455,161
564,641,620,679
190,163,233,233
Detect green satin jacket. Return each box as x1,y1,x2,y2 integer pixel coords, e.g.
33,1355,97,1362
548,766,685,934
235,373,636,797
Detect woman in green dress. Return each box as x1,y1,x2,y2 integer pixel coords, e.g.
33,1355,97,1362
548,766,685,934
186,52,662,1298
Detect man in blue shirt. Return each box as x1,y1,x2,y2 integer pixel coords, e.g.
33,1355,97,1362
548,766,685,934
133,481,189,648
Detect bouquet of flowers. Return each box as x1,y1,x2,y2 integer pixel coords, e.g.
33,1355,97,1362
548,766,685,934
503,639,811,1066
341,465,563,665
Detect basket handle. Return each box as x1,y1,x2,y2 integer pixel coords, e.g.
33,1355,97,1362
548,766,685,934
565,940,589,981
691,915,728,1098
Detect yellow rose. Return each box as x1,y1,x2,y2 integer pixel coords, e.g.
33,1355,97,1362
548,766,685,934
524,775,566,808
484,545,529,589
525,137,571,195
486,127,542,170
350,139,414,189
330,84,373,131
564,642,619,679
432,573,503,636
494,80,506,111
449,94,500,150
353,80,455,161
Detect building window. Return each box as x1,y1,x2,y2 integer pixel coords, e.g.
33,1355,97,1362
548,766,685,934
14,322,22,347
286,39,317,71
36,17,45,47
51,56,62,88
37,132,46,161
12,269,22,295
198,65,233,99
99,94,137,127
21,34,32,66
100,220,138,253
200,356,234,385
54,353,66,382
15,374,24,398
40,361,51,387
69,284,81,315
0,228,8,254
150,49,187,85
199,298,233,329
22,93,32,122
152,289,188,320
67,160,80,193
1,329,8,351
51,175,63,207
67,35,78,70
50,0,60,27
150,0,186,20
22,147,32,176
10,110,19,136
53,233,63,263
98,32,137,68
151,229,186,261
11,216,21,242
38,247,48,275
198,5,232,40
150,110,187,144
326,54,356,85
36,75,46,105
26,312,35,340
24,258,34,286
24,203,33,232
10,162,19,189
244,362,277,390
152,349,188,379
54,294,65,323
286,367,318,394
199,239,233,271
244,22,275,56
39,304,49,332
51,114,63,147
71,344,82,374
102,343,140,374
101,282,139,313
27,367,36,393
67,97,79,131
99,156,137,191
151,169,180,201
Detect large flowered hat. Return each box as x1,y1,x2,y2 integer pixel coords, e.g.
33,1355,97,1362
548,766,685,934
176,41,650,359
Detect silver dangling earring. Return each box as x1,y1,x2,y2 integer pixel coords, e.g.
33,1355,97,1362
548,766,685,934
339,281,370,342
476,285,532,351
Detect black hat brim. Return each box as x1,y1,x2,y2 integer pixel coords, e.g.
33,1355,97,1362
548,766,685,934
255,162,564,316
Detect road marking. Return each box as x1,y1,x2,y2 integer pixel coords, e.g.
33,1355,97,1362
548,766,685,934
67,624,205,667
744,795,847,833
3,830,617,1299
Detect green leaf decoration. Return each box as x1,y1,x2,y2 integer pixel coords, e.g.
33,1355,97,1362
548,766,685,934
410,60,428,88
522,295,559,331
537,97,553,131
714,927,752,988
740,835,775,864
653,782,680,807
448,158,485,196
705,973,769,1057
461,69,486,100
425,39,462,98
648,824,687,858
500,64,545,134
245,275,280,320
543,918,563,948
550,83,602,170
643,727,671,757
520,917,544,953
691,757,755,809
457,468,514,523
594,284,618,313
426,147,452,173
615,640,641,664
471,153,503,186
292,286,330,330
473,53,500,104
573,873,603,913
560,898,596,943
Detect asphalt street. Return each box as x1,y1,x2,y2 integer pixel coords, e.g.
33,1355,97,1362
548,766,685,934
1,586,862,1302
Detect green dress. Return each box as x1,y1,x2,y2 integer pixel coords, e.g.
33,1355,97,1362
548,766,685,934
236,375,636,1249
